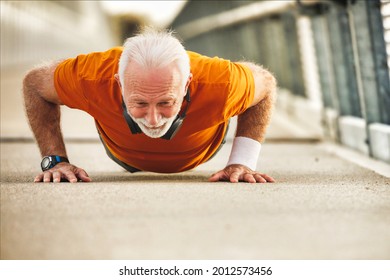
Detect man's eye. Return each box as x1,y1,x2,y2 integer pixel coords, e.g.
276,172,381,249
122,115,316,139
136,102,148,107
158,101,175,107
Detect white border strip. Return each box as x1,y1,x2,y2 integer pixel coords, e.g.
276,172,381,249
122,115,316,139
1,260,390,280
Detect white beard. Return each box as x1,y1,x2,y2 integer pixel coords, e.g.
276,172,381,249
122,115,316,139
132,114,178,138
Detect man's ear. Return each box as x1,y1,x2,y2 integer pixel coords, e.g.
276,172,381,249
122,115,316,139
114,74,122,89
185,73,193,91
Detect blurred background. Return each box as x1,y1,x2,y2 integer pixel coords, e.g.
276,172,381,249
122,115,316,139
1,0,390,165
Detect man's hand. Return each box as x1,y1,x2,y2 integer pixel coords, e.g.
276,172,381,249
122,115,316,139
208,164,275,183
34,162,92,183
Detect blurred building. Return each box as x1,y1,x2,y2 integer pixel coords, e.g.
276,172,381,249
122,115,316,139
172,0,390,164
1,1,118,68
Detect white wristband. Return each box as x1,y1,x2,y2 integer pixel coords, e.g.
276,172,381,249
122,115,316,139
226,136,261,170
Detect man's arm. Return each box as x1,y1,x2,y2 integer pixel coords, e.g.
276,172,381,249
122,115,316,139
23,62,91,183
209,62,277,183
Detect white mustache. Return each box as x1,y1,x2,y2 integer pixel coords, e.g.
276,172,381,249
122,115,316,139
131,115,177,138
136,118,167,128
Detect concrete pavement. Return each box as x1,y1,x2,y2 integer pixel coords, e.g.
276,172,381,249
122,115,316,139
1,139,389,260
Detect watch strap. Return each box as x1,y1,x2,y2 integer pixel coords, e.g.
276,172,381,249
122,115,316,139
41,155,69,171
52,155,69,164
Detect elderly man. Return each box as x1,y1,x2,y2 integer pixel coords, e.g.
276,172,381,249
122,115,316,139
23,28,276,183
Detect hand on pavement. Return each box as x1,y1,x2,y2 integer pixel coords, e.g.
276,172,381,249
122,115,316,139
208,164,275,183
34,162,92,183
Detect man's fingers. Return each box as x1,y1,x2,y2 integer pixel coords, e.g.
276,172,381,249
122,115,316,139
210,165,275,183
43,172,52,182
254,174,267,183
34,164,92,183
208,171,224,182
34,174,43,182
76,169,92,182
260,173,275,183
53,171,62,183
61,168,91,182
243,173,257,183
61,170,77,183
229,171,240,183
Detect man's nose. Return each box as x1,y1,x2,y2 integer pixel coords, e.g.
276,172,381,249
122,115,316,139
145,106,161,126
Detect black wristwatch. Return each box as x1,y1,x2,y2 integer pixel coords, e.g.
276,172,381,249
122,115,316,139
41,155,69,171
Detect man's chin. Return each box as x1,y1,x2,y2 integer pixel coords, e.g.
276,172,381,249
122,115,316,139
132,116,177,138
139,124,169,138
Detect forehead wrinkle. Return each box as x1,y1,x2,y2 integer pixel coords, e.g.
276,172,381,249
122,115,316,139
123,65,183,102
129,93,177,103
126,83,176,101
125,61,182,86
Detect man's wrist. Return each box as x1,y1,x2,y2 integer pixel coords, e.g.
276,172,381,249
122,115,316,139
226,136,261,170
41,155,69,171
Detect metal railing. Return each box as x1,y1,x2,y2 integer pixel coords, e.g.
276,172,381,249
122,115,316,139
381,0,390,70
177,0,322,40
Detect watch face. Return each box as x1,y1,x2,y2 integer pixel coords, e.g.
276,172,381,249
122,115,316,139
41,157,51,169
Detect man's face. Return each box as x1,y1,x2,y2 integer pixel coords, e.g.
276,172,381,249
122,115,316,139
119,62,187,138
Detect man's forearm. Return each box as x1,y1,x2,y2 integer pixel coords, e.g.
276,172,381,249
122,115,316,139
236,90,275,142
23,67,92,183
23,73,67,158
236,62,277,142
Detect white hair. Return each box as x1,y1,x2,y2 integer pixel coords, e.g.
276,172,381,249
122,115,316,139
118,28,190,90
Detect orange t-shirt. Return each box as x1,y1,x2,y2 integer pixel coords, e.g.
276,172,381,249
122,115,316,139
54,48,254,173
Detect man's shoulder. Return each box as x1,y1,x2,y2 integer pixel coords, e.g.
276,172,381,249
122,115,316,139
79,47,123,66
64,47,123,81
186,51,228,64
97,47,123,59
186,51,231,84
